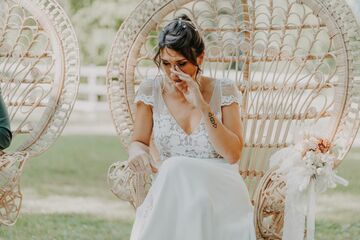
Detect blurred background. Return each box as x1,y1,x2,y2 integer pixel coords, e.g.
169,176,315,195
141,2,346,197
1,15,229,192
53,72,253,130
0,0,360,239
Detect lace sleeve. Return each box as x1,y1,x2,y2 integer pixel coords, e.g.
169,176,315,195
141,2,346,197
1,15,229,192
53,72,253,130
221,78,242,106
134,78,154,106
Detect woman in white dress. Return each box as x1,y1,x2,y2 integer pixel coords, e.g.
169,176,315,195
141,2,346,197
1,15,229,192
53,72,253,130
128,14,256,240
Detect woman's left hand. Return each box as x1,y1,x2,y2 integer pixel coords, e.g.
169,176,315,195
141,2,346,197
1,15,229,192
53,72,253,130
171,66,206,109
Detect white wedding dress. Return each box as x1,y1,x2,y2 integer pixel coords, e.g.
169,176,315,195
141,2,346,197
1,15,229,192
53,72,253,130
130,75,256,240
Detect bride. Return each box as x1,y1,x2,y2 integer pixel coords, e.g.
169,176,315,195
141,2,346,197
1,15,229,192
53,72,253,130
128,14,256,240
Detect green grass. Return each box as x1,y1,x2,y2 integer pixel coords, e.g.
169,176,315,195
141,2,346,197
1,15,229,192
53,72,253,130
20,135,127,197
316,220,360,240
0,135,359,239
0,214,132,240
16,135,360,197
327,148,360,195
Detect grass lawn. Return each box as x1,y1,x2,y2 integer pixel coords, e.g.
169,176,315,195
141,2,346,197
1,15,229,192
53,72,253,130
18,135,127,197
1,214,133,240
0,135,359,239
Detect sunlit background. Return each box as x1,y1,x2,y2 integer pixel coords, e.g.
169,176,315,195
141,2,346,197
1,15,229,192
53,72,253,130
1,0,360,239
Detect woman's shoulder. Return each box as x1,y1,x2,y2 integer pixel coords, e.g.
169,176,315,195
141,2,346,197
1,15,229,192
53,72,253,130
217,77,236,86
138,77,155,89
138,74,165,89
215,77,242,106
134,77,159,106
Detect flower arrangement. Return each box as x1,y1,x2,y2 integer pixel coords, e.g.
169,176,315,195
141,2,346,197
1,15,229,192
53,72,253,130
292,132,347,193
269,129,348,240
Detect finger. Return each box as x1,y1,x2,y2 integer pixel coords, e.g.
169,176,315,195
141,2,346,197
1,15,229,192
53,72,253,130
172,70,197,88
171,67,190,80
138,158,146,172
171,70,190,82
139,156,149,173
133,161,140,172
135,158,143,172
150,165,158,173
140,156,150,173
144,161,152,174
174,81,188,93
175,81,187,89
174,65,188,76
129,156,142,172
176,84,188,94
129,160,137,172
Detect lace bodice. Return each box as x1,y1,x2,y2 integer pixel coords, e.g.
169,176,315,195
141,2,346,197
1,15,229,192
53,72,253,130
134,75,242,164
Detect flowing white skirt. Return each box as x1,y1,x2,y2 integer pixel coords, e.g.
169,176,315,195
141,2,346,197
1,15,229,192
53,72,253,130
130,156,256,240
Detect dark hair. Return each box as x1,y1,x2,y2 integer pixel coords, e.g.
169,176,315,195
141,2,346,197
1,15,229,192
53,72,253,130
154,14,205,75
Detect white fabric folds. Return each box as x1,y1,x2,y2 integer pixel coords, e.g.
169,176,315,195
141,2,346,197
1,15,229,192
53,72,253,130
130,156,256,240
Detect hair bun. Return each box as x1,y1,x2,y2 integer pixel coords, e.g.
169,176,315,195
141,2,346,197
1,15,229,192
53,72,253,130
154,12,204,74
176,14,192,23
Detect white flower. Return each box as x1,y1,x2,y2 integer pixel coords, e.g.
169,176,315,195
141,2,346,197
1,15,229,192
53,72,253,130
270,131,348,196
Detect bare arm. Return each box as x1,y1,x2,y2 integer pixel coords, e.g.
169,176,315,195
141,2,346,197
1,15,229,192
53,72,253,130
131,102,153,145
200,102,243,164
130,102,158,173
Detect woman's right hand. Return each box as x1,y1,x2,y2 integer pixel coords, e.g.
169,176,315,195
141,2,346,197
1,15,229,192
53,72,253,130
170,66,206,110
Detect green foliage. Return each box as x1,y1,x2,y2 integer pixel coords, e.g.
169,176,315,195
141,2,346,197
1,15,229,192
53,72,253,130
70,1,124,65
66,0,97,14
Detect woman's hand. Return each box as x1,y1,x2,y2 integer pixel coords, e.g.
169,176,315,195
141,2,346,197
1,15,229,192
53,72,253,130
127,141,158,174
170,66,206,109
128,154,151,173
128,156,158,174
128,154,158,174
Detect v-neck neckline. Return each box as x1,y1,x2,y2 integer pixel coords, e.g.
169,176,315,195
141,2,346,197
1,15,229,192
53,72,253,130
160,79,218,137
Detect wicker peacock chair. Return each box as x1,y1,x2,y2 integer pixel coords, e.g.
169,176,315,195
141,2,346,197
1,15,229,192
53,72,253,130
0,0,79,225
107,0,360,238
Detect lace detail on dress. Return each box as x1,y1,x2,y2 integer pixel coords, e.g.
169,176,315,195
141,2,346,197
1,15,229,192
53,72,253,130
134,95,153,106
221,95,242,106
221,78,242,106
149,76,224,162
134,78,154,106
153,112,222,162
143,76,244,163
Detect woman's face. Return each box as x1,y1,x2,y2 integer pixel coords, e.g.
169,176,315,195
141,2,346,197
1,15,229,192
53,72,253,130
160,47,203,84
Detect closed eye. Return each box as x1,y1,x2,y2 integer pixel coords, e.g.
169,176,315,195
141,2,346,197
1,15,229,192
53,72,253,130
161,60,170,66
177,61,187,67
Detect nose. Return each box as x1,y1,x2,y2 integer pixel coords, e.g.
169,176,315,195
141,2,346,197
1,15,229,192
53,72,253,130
169,65,178,80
